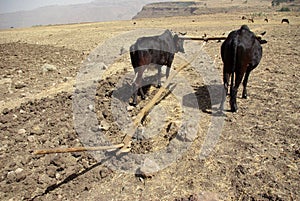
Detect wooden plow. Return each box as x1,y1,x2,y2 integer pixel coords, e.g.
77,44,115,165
34,52,199,155
34,33,267,156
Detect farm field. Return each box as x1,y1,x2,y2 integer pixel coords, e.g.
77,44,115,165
0,0,299,200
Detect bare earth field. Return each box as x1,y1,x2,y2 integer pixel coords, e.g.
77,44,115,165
0,1,299,200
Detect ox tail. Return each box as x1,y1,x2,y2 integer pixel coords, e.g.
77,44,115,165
129,44,138,71
130,44,135,53
130,44,139,56
231,37,238,90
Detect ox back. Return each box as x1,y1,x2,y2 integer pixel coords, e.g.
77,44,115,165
281,18,289,24
220,25,263,112
129,30,184,105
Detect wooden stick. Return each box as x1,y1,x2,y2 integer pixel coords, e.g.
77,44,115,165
180,35,265,42
179,36,227,41
34,143,124,155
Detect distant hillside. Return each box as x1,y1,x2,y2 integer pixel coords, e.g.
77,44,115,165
133,0,299,19
133,1,203,19
0,0,170,29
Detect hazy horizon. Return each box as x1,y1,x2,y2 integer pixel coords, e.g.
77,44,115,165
0,0,95,13
0,0,171,29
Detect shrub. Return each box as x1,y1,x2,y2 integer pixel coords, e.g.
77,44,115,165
272,0,295,6
278,7,291,11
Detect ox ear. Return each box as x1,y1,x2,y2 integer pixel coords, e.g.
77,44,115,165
259,39,267,44
256,36,268,44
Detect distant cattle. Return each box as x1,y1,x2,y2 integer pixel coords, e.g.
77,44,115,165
281,18,289,24
129,30,185,105
220,25,266,112
248,18,254,23
242,16,247,20
264,18,269,23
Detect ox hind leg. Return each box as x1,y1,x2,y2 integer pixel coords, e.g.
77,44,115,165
165,54,174,82
155,62,172,89
242,63,257,99
132,69,139,106
220,72,230,111
242,68,251,99
157,64,162,88
166,65,170,79
230,68,246,112
132,66,146,105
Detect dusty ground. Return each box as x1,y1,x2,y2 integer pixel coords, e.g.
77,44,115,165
0,1,299,200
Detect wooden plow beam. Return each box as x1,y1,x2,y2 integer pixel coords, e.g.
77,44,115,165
34,144,124,155
179,36,227,41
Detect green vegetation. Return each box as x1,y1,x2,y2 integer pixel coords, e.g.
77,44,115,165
278,7,291,11
272,0,294,6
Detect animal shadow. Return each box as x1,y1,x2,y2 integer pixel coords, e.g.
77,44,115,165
183,84,226,116
112,73,160,104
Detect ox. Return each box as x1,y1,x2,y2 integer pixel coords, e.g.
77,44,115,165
129,30,185,105
248,18,254,23
281,18,289,24
220,25,266,112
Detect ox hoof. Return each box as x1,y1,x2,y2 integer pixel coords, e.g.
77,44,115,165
231,108,237,113
242,89,248,99
130,99,137,106
230,103,238,113
230,106,238,113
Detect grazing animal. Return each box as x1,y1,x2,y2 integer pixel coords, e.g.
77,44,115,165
281,18,289,24
248,18,254,23
129,30,185,105
220,25,266,112
264,18,269,23
242,16,247,20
